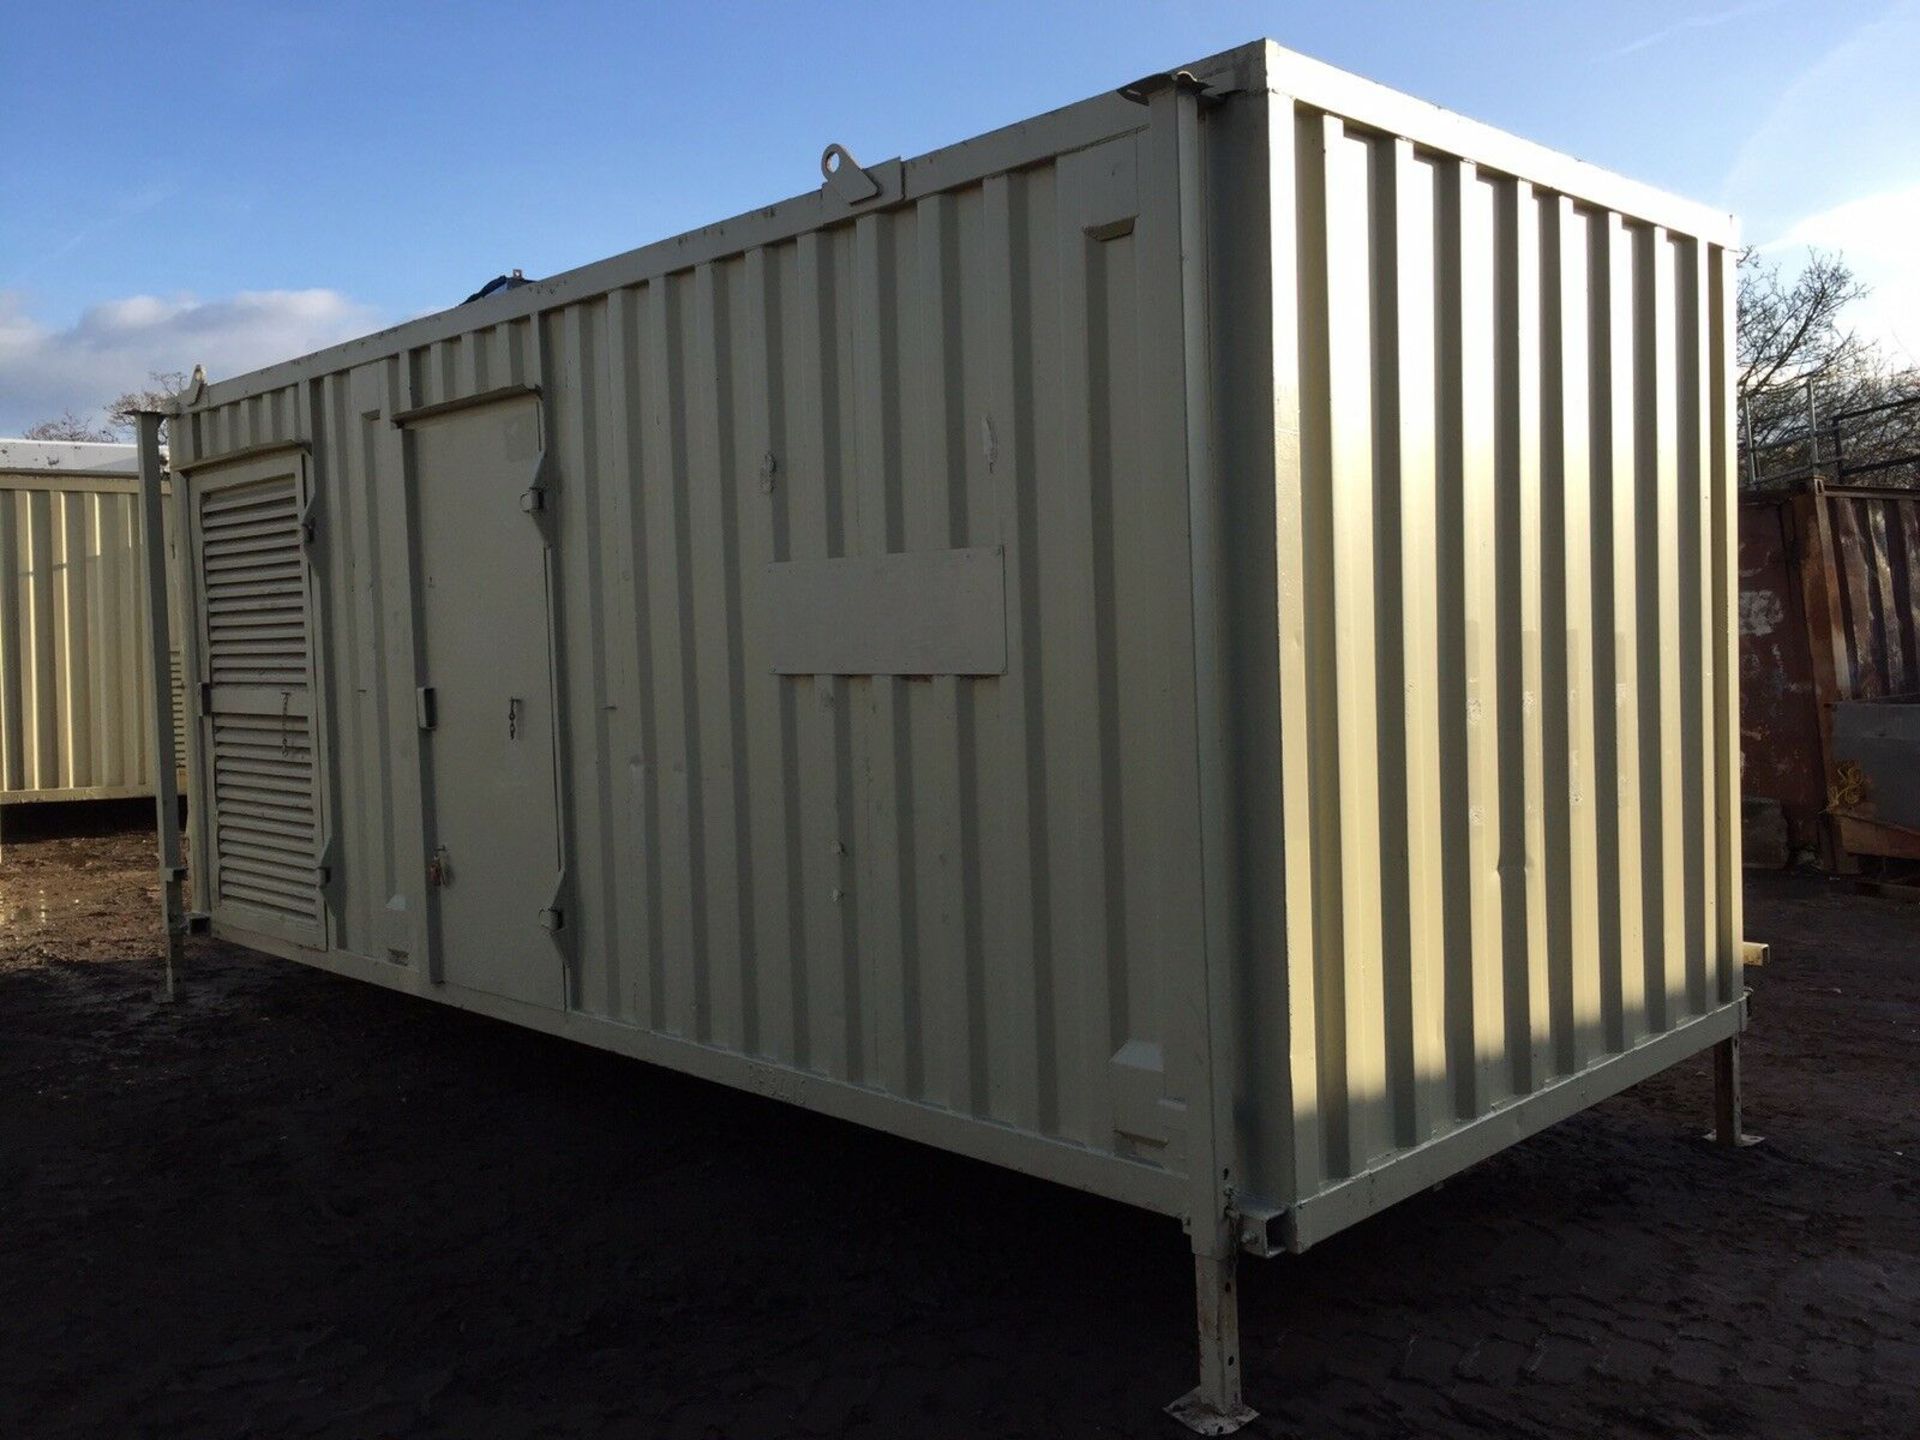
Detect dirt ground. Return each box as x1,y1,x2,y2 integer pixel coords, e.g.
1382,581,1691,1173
1,805,1915,1439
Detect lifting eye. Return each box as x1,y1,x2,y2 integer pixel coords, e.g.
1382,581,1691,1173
820,143,854,180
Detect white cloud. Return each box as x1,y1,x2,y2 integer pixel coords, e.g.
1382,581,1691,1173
1719,1,1920,370
1605,0,1795,60
0,288,380,434
1761,184,1920,367
1723,0,1920,238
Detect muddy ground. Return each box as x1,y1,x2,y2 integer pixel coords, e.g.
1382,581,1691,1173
1,804,1914,1439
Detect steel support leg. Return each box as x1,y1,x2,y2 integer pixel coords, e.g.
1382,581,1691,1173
1711,1036,1761,1147
1165,1251,1256,1435
135,411,187,1001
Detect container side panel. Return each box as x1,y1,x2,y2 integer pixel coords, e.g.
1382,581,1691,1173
849,209,913,1097
82,496,109,786
1680,239,1714,1017
1642,230,1688,1033
1,495,16,791
1267,97,1742,1209
0,477,167,804
979,168,1049,1135
1321,118,1391,1173
1284,106,1349,1184
52,493,80,789
787,231,861,1079
641,272,711,1043
1390,141,1452,1144
904,189,980,1113
1521,186,1559,1088
28,493,57,789
317,371,384,957
1268,103,1325,1200
1552,200,1605,1073
194,116,1212,1206
550,298,631,1025
1711,248,1742,1002
1602,215,1649,1048
1036,147,1115,1147
734,252,801,1065
606,289,668,1028
1458,164,1511,1115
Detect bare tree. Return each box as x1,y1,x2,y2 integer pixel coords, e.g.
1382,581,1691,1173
18,371,191,447
21,411,116,443
1739,248,1920,489
105,370,191,439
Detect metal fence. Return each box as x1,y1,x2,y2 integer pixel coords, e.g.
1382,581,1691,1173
1742,384,1920,493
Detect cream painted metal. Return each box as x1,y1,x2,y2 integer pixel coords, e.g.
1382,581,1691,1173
1,440,184,806
160,41,1750,1430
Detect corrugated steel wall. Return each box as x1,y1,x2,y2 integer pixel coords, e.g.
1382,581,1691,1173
1738,484,1920,865
1242,90,1743,1227
1736,496,1826,854
1808,487,1920,863
179,98,1214,1206
169,44,1745,1243
1822,487,1920,701
1,477,180,802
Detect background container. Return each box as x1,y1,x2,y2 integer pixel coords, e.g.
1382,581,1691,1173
1740,481,1920,867
1,440,182,806
159,40,1749,1427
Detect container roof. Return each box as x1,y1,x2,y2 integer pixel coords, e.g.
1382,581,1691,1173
0,439,145,477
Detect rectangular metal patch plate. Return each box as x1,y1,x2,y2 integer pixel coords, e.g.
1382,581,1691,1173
764,546,1006,676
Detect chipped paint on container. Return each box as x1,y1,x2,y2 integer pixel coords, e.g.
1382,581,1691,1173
1,440,184,804
163,41,1746,1256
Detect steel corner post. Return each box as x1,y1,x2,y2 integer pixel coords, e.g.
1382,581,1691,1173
135,411,188,999
1135,69,1256,1436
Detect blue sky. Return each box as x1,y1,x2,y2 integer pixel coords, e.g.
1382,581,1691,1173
3,0,1916,433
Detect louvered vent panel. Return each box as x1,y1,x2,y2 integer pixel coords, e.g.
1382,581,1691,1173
203,479,308,687
200,474,320,937
212,710,318,924
169,648,185,771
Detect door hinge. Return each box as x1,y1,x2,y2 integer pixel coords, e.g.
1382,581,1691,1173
298,490,319,550
416,685,437,730
197,680,212,717
521,448,556,534
538,907,565,932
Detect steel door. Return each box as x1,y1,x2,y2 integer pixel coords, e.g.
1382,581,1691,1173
410,396,564,1008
